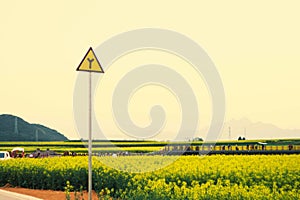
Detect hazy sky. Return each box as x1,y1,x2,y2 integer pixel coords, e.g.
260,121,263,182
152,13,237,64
1,1,299,140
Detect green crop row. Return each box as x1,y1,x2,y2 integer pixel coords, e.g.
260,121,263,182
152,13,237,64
1,139,300,155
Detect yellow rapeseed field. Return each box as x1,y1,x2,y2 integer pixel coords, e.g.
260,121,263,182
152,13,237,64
0,155,299,199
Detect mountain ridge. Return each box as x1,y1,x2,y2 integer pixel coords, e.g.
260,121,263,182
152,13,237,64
219,118,300,140
0,114,68,141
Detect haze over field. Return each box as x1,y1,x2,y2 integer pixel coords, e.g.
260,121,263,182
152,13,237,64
0,1,300,140
207,118,300,141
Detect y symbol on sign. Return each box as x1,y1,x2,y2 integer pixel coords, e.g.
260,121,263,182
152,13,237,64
87,58,94,69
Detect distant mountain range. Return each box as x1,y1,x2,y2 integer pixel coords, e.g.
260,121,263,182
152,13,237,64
217,118,300,140
1,114,298,141
0,114,68,141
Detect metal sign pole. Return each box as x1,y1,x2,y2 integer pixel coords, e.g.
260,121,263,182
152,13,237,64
76,47,105,200
88,71,92,200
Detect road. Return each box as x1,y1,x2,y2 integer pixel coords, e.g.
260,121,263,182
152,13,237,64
0,189,42,200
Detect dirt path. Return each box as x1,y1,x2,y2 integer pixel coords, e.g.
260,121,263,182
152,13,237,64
2,187,99,200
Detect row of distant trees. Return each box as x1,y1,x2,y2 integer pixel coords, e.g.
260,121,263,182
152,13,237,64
238,136,246,140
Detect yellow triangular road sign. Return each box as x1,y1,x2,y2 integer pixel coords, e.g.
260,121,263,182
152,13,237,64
76,47,104,73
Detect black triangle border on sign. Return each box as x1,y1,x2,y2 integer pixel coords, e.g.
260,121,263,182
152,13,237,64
76,47,105,73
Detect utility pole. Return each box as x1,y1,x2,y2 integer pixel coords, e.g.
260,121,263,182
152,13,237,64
35,129,38,142
14,117,19,135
